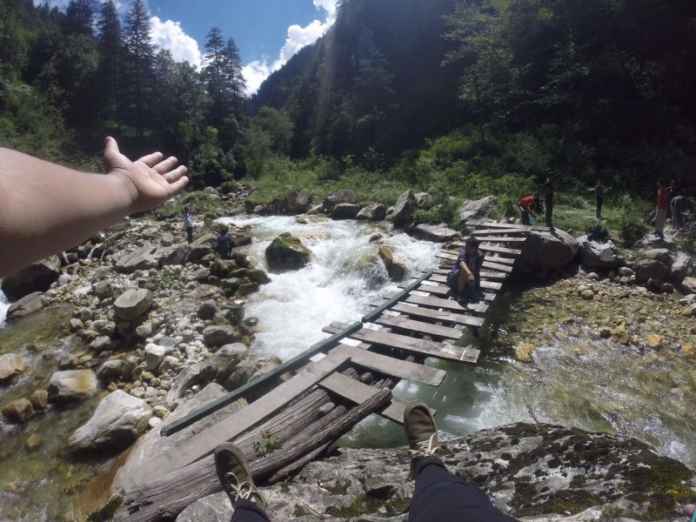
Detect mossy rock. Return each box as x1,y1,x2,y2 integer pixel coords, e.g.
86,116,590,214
265,233,311,272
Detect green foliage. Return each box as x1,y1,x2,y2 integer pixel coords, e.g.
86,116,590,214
616,195,649,246
191,127,234,187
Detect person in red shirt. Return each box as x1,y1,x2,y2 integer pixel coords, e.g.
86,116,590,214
518,194,538,225
655,181,671,239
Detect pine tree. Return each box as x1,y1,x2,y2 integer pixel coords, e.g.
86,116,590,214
97,0,122,129
124,0,154,139
65,0,96,36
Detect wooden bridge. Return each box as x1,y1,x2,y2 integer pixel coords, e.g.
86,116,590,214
114,221,533,521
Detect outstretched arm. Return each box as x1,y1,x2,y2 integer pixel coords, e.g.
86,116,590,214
0,137,189,277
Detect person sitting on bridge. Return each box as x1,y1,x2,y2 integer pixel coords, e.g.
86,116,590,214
213,403,517,522
217,225,233,259
0,137,189,279
447,237,484,304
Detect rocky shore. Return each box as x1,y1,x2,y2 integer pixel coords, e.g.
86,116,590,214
0,185,695,521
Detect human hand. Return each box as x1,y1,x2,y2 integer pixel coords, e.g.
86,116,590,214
104,136,189,214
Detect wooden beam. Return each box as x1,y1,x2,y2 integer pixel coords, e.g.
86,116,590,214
338,342,447,386
406,293,490,315
388,302,484,328
472,236,528,243
444,244,522,256
410,279,502,294
148,346,353,470
483,261,514,273
473,228,528,236
348,327,469,363
319,373,406,424
374,313,463,340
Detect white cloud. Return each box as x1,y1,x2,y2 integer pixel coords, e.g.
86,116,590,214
149,16,202,69
242,0,338,96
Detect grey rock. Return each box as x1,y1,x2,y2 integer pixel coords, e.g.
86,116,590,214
415,192,434,209
323,189,357,212
520,229,578,275
378,246,407,282
113,244,159,274
683,277,696,294
389,190,417,228
577,236,620,271
69,390,151,452
618,266,634,277
197,301,218,320
356,203,387,221
0,353,27,383
634,258,671,285
332,203,362,220
203,325,240,349
458,196,498,224
156,245,190,267
211,343,249,383
145,343,174,371
90,336,114,353
671,252,693,284
285,190,312,214
410,223,459,243
97,358,135,384
48,370,98,403
187,233,216,263
6,292,45,321
1,257,61,300
114,289,153,322
94,281,113,299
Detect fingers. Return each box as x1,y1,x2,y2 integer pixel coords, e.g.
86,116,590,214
138,151,164,167
164,166,188,183
166,175,190,196
154,156,179,174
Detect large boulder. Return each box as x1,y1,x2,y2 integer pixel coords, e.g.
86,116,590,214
265,233,311,272
458,196,498,225
69,390,152,453
415,192,434,209
173,423,696,522
114,289,153,322
684,277,696,294
6,292,45,321
634,258,671,285
410,224,460,243
389,190,417,228
378,246,407,282
671,252,693,285
323,189,357,212
203,325,241,349
519,229,578,275
0,353,27,383
1,257,61,300
156,245,190,268
577,236,620,271
113,244,159,274
331,203,361,220
187,233,217,263
356,203,387,221
285,190,312,215
48,369,98,403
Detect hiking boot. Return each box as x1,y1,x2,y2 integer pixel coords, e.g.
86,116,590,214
214,443,266,509
403,403,442,457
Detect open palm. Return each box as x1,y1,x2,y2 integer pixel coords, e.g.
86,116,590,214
104,136,189,213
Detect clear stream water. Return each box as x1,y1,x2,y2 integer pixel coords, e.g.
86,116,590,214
0,216,694,520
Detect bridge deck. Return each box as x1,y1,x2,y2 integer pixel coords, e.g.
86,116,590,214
117,221,537,521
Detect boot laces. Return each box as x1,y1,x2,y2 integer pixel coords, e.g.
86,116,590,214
414,433,441,456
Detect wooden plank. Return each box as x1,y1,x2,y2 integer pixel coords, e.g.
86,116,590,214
473,228,528,236
444,245,522,256
477,221,532,230
349,328,468,363
474,236,528,243
389,302,484,328
374,314,463,340
483,261,514,273
319,373,405,424
149,346,353,470
483,256,516,266
407,293,490,315
415,280,501,295
339,342,447,386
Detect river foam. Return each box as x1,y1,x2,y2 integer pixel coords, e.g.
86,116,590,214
0,290,9,328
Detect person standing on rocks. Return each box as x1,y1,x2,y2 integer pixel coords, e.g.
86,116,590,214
217,226,233,259
670,182,688,231
0,137,189,278
655,180,671,239
543,177,555,229
213,403,516,522
183,206,194,244
517,193,538,225
588,179,605,220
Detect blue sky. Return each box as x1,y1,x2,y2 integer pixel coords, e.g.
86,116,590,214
35,0,338,94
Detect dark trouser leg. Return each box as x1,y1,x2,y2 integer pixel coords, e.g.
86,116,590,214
187,227,193,243
597,199,603,220
408,457,516,522
231,500,271,522
545,203,553,228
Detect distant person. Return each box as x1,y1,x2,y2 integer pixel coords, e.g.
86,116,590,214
670,182,688,231
183,206,194,243
588,180,605,220
655,181,671,239
447,237,484,303
517,194,539,225
543,177,555,229
0,137,188,278
217,226,233,259
213,403,517,522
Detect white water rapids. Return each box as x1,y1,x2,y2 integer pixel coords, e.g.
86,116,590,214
0,290,9,328
219,215,533,446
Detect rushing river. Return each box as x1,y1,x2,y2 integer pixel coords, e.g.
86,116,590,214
0,290,9,327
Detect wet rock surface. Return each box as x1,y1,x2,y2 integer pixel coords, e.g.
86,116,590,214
1,257,61,300
265,232,312,271
177,423,696,521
